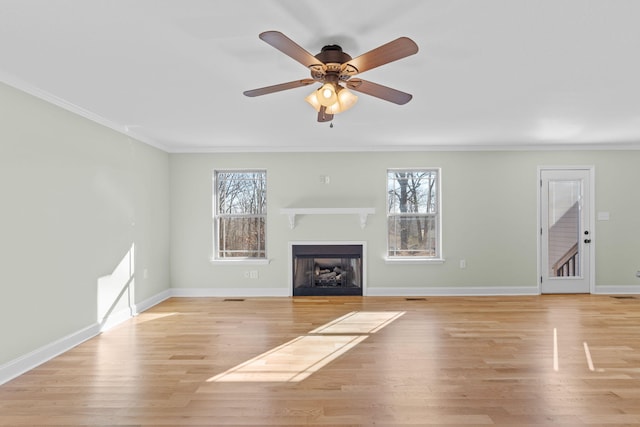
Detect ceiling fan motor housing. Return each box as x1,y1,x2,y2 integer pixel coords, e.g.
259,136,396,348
312,45,356,80
316,45,352,64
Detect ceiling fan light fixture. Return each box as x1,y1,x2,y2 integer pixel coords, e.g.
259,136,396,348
317,83,338,107
306,85,358,114
245,31,418,123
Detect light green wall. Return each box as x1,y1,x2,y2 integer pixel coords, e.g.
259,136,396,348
0,82,171,365
170,150,640,291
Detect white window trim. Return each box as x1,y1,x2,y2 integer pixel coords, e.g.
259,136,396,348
213,169,268,262
386,168,443,261
210,258,271,265
384,257,445,264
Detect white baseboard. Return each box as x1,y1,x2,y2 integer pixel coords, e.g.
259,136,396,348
0,287,172,386
143,284,640,302
366,286,540,296
99,307,134,332
594,285,640,294
136,289,172,312
0,322,100,386
170,287,289,297
169,286,542,297
98,290,172,333
367,285,640,296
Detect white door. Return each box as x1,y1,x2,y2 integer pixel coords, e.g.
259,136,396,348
540,168,593,294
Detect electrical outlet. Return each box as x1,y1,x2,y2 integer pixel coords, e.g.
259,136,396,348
244,271,250,279
250,270,258,279
459,259,466,269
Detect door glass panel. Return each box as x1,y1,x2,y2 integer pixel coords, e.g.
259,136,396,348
547,180,581,277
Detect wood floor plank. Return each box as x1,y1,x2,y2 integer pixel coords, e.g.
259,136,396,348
1,295,640,425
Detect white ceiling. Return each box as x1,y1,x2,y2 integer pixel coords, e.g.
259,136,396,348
2,0,640,152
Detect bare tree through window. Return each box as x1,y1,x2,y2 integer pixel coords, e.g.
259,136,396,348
214,171,266,258
387,170,439,257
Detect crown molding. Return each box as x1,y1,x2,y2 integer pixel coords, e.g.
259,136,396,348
169,141,640,154
0,71,169,152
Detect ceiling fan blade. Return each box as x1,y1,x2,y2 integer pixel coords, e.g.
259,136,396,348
346,79,413,105
259,31,324,69
318,106,333,122
243,79,315,97
345,37,418,74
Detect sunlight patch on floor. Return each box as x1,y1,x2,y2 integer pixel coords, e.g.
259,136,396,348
134,312,178,324
208,311,405,382
208,335,367,382
309,311,406,334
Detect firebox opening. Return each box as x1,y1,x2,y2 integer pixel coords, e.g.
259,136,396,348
292,244,363,296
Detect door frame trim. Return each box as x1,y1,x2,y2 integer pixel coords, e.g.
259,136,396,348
537,166,596,294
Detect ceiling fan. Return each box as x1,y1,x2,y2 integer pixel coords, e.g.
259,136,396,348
243,31,419,123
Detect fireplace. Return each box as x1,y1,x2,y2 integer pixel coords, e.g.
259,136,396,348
291,243,364,296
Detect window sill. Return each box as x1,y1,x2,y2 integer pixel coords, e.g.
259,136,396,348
210,258,271,265
384,257,445,265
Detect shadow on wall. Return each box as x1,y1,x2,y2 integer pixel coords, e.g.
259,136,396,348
97,243,135,331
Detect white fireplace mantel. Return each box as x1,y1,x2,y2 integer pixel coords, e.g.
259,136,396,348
280,207,375,229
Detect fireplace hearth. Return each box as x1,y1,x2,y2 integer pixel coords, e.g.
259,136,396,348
292,244,363,296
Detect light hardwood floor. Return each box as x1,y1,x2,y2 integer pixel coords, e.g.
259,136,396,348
1,295,640,426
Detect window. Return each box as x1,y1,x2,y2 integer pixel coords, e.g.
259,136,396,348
214,170,266,259
387,169,440,258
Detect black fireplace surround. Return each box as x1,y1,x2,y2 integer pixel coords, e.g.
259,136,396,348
292,244,363,296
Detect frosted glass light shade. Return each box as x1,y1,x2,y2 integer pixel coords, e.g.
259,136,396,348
305,85,358,114
305,91,322,112
336,88,358,112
